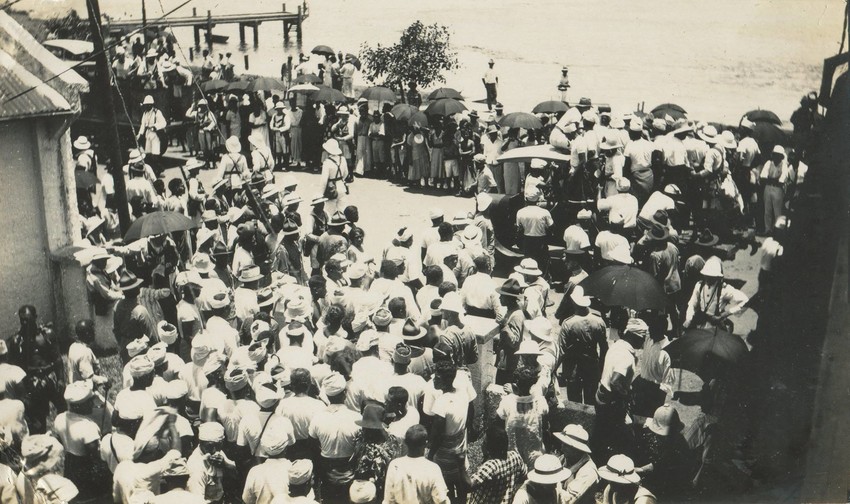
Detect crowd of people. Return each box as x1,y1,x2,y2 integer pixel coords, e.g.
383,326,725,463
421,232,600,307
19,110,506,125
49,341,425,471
7,28,821,504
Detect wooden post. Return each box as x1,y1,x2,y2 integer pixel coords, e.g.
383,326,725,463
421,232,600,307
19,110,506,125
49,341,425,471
244,54,249,71
296,5,302,41
86,0,131,233
189,47,194,61
283,21,289,44
238,23,245,45
252,23,259,47
206,10,213,52
282,3,287,44
193,26,200,48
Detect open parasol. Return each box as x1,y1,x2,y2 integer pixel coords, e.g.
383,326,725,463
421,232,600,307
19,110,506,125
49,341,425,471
579,264,667,311
248,77,286,93
532,100,568,114
499,112,543,130
200,79,227,93
360,86,397,102
651,103,687,120
408,111,429,128
497,144,570,164
225,80,251,93
124,211,197,243
751,122,789,153
425,98,466,117
289,83,320,93
311,85,347,103
75,170,98,190
391,103,419,122
293,73,322,85
428,87,464,101
744,109,782,126
311,45,335,57
664,327,749,380
345,54,362,70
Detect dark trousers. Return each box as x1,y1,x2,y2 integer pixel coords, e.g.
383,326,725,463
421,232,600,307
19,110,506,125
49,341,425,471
24,373,65,434
563,358,599,405
485,83,497,110
522,235,550,278
591,399,634,465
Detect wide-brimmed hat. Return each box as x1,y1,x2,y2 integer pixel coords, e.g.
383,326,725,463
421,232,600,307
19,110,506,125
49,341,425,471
274,101,285,110
225,136,241,154
577,97,592,108
84,216,105,237
700,256,724,278
191,252,215,274
461,225,483,244
516,340,542,356
355,404,386,430
400,318,426,341
497,278,524,298
628,119,644,132
281,219,300,237
238,265,264,283
261,184,280,200
610,116,626,129
554,424,592,453
337,105,350,115
21,434,63,473
73,136,91,150
322,139,342,156
451,212,471,227
698,125,719,143
514,258,542,277
527,454,572,485
644,223,671,242
281,193,302,207
570,286,591,307
772,144,786,157
598,454,641,485
695,228,719,247
646,404,683,436
128,148,145,164
669,122,693,136
526,316,553,341
118,271,143,290
428,207,445,221
257,288,279,308
310,194,328,206
328,211,349,227
717,130,738,150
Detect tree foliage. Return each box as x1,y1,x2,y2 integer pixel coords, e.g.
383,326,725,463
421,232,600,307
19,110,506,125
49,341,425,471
359,21,459,92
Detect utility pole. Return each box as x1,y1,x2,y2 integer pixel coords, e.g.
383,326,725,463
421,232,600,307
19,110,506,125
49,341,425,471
141,0,147,44
86,0,132,234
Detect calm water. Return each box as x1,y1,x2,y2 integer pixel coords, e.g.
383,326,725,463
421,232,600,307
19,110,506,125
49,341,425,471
23,0,846,123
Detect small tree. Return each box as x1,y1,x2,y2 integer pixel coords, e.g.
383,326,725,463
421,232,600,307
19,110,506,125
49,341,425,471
359,21,459,102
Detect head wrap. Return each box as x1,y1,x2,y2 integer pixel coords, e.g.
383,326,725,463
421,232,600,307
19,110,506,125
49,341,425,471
127,356,155,379
224,368,249,392
165,380,188,400
624,318,650,341
198,422,225,443
289,459,313,485
321,372,347,397
259,420,294,456
147,342,168,366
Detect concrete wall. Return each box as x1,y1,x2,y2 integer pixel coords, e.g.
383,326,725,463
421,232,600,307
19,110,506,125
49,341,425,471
0,120,54,333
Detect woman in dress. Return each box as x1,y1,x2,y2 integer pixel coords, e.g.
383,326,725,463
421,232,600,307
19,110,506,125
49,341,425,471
429,122,445,188
225,97,241,140
247,97,270,148
406,125,429,186
290,101,304,167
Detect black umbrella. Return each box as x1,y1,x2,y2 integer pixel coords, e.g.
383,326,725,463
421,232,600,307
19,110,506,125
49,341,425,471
248,77,286,93
532,100,568,114
311,45,334,57
499,112,543,130
391,103,418,122
124,211,197,242
651,103,687,120
428,87,464,101
200,79,228,93
408,111,429,127
345,54,362,70
360,86,397,102
664,327,749,380
751,122,789,152
225,80,251,93
425,98,466,117
311,85,347,104
579,264,667,311
75,169,98,189
744,109,782,126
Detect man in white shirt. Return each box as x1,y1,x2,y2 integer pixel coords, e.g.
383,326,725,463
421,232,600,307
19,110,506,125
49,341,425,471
384,424,450,504
516,188,554,276
684,256,749,329
597,178,639,230
759,145,792,235
277,368,328,461
481,59,498,111
461,256,500,317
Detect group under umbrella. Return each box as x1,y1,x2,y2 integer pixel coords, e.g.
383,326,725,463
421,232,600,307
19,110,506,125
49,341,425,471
425,98,466,117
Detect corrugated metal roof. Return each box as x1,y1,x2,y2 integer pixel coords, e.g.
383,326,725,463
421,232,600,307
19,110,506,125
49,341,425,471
0,49,72,122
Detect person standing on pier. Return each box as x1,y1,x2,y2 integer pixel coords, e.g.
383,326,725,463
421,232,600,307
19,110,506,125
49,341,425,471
482,59,499,111
341,57,357,99
270,102,292,170
558,66,570,102
139,95,167,173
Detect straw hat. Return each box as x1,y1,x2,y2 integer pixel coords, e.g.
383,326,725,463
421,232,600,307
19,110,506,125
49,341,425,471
400,318,426,341
238,265,264,283
73,136,91,150
527,454,572,485
570,286,591,307
498,278,525,298
526,316,553,341
225,136,241,154
772,145,786,157
598,454,641,484
322,139,342,156
646,404,683,436
310,195,328,206
717,130,738,150
698,125,719,143
128,149,145,164
516,340,542,356
476,193,493,212
610,116,626,129
700,256,724,278
461,225,483,245
514,258,543,277
554,424,592,453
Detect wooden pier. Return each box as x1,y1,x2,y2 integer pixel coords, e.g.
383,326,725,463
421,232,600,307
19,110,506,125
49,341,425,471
107,1,309,50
